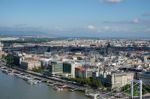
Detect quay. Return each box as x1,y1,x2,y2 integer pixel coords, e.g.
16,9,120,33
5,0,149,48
0,60,87,92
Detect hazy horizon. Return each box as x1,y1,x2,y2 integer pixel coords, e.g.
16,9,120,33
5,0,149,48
0,0,150,38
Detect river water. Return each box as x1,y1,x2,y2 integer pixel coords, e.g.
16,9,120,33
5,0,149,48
0,71,89,99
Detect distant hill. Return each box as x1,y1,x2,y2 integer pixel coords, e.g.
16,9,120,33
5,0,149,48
0,30,56,38
0,30,150,39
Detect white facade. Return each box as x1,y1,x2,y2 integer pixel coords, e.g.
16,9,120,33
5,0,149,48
71,62,82,78
40,58,52,67
0,42,3,51
111,72,134,88
20,59,41,70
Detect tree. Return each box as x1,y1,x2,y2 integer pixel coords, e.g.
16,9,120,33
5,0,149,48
4,55,14,67
70,77,103,89
31,66,45,73
121,84,150,96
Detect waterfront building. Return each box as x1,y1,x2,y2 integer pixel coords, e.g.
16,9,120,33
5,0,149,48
75,66,94,78
110,72,134,88
63,62,82,78
49,61,63,75
98,72,134,89
111,72,134,88
20,58,41,70
40,58,52,67
63,62,72,73
75,67,86,78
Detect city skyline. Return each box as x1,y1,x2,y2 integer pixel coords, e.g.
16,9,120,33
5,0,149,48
0,0,150,38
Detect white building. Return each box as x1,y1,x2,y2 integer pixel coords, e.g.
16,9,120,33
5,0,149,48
20,58,41,70
99,72,134,89
0,42,3,51
111,72,134,88
40,58,52,67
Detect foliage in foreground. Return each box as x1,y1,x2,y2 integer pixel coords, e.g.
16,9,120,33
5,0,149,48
121,84,150,96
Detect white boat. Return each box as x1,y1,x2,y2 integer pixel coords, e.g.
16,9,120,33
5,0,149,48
48,83,54,86
27,78,41,85
8,72,14,76
53,86,64,91
2,69,8,74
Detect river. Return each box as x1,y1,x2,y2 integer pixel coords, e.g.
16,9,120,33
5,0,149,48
0,71,90,99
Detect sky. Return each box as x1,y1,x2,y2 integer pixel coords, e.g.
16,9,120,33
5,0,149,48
0,0,150,38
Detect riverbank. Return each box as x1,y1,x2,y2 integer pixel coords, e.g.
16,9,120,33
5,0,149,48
0,60,97,98
0,70,90,99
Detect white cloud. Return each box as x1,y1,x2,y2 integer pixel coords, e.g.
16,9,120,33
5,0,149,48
131,18,150,25
87,25,96,30
102,0,125,4
99,26,129,32
87,25,131,33
132,18,140,24
103,26,110,30
103,18,150,25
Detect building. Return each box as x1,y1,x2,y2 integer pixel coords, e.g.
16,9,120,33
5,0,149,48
75,67,94,78
0,42,4,58
40,58,52,67
99,72,134,89
20,58,41,70
0,37,19,41
63,62,82,78
111,72,134,88
138,72,150,86
63,62,71,73
0,42,3,51
0,51,4,58
49,61,63,75
75,67,86,78
144,55,150,64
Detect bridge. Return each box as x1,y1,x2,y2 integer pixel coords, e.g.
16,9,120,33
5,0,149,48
89,80,150,99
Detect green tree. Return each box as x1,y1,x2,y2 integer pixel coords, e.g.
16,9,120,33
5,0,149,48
70,77,103,89
121,84,150,96
32,66,45,73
